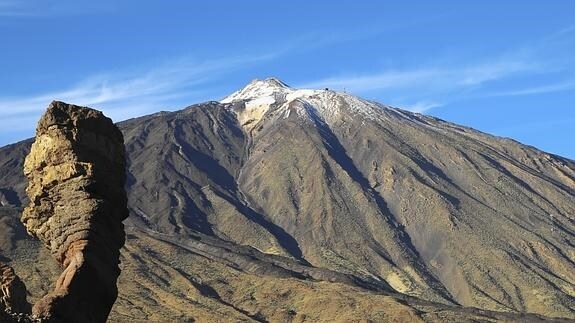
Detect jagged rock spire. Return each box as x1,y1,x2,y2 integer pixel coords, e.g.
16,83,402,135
17,101,128,322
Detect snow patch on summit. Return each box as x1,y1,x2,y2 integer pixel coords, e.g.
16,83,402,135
221,77,290,104
221,77,395,130
221,78,325,130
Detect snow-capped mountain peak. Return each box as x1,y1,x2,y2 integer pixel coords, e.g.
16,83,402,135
221,77,292,104
220,78,324,129
220,77,398,131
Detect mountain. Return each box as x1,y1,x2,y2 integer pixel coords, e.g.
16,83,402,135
0,78,574,321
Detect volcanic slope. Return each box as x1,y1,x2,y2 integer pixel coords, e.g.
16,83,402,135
0,78,574,321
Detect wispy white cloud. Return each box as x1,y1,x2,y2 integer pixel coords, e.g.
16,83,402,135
0,53,277,141
489,80,575,97
2,19,573,145
295,23,575,114
298,59,537,94
296,57,539,113
489,118,575,136
2,20,396,144
402,101,443,113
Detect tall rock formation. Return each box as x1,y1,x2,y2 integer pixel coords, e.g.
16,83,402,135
20,101,128,322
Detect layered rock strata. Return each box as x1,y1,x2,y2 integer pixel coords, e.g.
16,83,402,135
18,101,128,322
0,261,30,318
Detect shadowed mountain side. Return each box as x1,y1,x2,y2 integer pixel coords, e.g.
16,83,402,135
0,140,33,206
121,103,302,259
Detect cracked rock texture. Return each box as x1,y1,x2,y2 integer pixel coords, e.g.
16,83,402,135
20,101,128,322
1,261,30,317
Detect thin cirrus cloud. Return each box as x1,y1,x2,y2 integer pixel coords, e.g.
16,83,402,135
0,23,407,137
299,59,537,91
0,53,276,139
297,58,540,112
0,23,389,144
0,23,395,134
404,101,443,113
488,80,575,97
296,25,575,113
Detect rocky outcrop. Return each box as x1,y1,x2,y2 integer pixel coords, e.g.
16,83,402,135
20,101,128,322
0,262,30,318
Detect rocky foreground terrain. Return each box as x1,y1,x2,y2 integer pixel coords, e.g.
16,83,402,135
0,78,574,321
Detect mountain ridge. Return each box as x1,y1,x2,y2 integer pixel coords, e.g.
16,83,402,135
0,79,574,321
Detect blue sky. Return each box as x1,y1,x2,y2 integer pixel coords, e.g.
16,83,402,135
1,0,574,158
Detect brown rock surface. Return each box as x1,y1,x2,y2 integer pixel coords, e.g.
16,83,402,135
0,261,30,316
21,101,128,322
